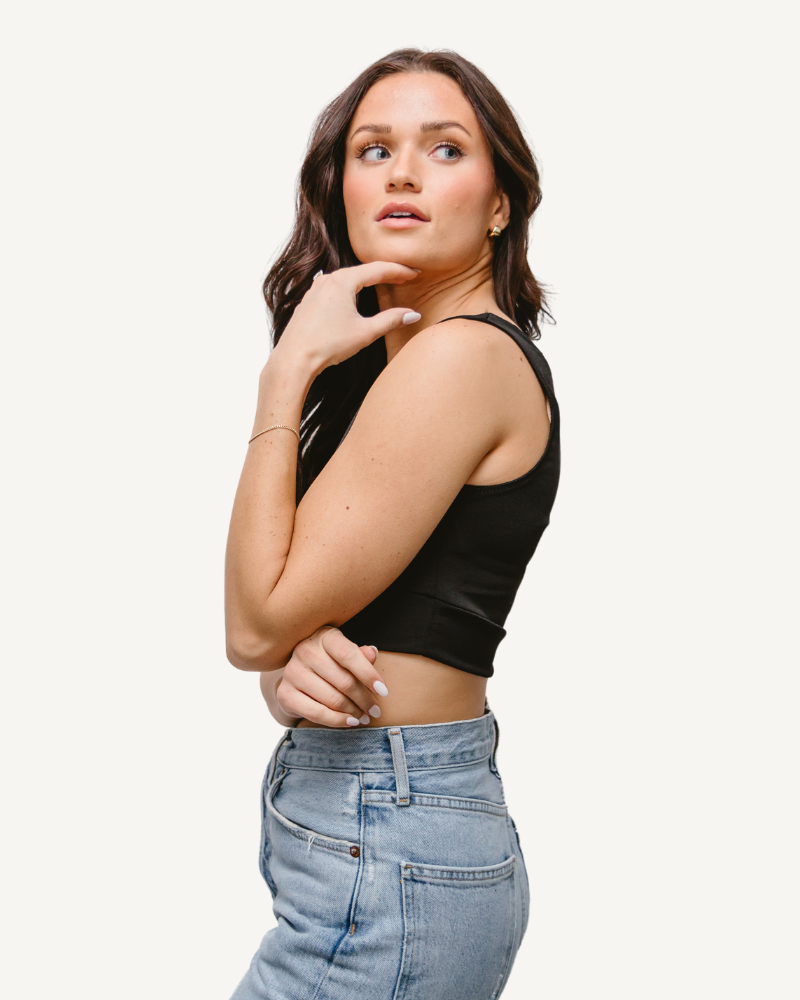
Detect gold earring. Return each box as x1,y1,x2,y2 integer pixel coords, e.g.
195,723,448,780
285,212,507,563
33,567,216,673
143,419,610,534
488,226,502,238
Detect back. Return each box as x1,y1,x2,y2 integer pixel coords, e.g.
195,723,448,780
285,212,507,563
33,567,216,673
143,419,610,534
339,313,560,677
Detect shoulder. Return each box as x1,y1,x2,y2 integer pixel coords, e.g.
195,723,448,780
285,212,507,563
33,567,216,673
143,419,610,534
349,321,506,449
400,316,512,358
334,320,509,474
383,316,539,414
377,318,514,401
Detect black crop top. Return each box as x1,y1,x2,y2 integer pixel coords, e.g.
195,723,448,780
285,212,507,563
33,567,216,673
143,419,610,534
338,313,561,678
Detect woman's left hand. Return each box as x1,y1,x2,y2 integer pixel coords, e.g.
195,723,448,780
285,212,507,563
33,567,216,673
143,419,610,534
275,626,389,728
272,261,421,375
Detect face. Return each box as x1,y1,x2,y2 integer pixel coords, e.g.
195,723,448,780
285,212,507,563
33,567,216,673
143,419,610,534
342,72,509,277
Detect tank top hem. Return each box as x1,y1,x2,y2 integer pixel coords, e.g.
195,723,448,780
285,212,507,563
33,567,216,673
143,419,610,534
339,589,504,679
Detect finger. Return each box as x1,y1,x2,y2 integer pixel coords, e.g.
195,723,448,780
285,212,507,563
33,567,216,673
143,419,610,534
298,648,382,720
289,661,371,722
321,628,391,699
346,261,420,293
279,681,366,729
288,635,380,719
298,629,385,718
366,306,423,338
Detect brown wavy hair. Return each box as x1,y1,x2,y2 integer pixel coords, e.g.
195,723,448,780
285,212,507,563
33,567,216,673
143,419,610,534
263,47,554,502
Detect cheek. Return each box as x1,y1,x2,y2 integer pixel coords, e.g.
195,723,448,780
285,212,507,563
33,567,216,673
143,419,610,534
435,166,495,222
342,169,370,221
342,171,374,256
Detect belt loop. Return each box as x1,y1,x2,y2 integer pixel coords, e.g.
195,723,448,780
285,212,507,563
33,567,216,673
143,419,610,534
490,712,501,774
267,730,291,787
484,696,500,764
388,728,410,806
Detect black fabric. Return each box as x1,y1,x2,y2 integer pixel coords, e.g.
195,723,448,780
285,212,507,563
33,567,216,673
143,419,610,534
338,313,561,678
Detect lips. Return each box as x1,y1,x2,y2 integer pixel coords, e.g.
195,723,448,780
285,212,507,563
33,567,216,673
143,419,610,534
377,201,430,222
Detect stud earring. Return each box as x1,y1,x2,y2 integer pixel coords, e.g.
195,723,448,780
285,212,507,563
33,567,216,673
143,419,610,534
488,226,502,238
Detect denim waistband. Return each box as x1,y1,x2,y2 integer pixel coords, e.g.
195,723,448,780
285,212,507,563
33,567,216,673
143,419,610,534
273,697,499,774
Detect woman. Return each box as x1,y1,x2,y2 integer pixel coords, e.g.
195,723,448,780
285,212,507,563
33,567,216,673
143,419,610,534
225,47,560,999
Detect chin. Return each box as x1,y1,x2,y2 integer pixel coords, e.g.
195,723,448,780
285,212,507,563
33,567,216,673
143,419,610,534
352,238,428,270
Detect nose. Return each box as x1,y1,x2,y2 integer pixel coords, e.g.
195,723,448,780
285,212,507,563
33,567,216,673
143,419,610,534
385,148,421,192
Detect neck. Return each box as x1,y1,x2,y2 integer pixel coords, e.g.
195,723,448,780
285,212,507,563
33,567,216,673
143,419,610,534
374,254,500,363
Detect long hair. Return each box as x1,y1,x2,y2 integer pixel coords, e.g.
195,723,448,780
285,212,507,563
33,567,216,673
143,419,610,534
263,48,554,502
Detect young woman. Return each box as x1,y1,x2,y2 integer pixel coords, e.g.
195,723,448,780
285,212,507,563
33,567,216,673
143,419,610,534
225,48,560,1000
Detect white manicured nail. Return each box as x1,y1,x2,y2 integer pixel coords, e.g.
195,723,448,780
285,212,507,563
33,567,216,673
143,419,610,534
369,646,379,656
360,714,370,725
369,705,381,718
373,680,389,697
402,311,422,325
346,716,360,726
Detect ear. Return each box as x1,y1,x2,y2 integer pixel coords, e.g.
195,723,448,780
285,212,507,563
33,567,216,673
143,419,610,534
490,188,511,232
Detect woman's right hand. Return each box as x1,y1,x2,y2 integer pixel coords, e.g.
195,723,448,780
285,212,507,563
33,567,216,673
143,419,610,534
271,261,421,376
276,626,390,727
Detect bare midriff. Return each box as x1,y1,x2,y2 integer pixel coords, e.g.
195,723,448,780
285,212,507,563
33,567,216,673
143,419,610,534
294,650,488,729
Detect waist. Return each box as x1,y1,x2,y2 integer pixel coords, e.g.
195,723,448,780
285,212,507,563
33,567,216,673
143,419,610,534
279,700,497,772
295,649,487,729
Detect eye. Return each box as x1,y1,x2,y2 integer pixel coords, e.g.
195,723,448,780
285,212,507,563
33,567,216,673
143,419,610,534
432,142,465,161
357,143,391,162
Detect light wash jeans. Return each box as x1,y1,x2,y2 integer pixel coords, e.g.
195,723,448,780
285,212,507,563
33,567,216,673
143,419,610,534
229,699,529,999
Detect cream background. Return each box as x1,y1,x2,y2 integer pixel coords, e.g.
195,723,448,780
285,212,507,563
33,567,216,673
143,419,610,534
1,2,797,996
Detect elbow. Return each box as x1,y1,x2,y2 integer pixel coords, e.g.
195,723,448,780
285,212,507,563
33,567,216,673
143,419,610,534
225,626,288,672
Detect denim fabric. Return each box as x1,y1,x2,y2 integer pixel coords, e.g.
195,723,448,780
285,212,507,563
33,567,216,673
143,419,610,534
229,700,530,1000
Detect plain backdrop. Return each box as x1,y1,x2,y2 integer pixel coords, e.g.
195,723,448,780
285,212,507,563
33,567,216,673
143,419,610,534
1,1,797,997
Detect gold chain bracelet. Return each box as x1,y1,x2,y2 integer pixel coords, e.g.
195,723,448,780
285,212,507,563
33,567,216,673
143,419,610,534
248,424,301,445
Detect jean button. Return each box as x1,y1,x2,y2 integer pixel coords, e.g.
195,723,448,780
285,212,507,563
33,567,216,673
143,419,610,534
350,846,360,858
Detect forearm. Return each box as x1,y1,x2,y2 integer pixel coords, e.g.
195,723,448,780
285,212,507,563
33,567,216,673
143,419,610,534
225,347,318,670
260,669,303,727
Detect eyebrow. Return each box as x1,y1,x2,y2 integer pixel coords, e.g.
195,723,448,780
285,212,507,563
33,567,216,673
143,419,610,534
349,120,472,141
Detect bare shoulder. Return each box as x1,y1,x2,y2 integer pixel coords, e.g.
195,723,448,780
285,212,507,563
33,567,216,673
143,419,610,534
398,315,514,359
394,315,540,408
338,321,503,465
394,315,550,487
376,317,516,402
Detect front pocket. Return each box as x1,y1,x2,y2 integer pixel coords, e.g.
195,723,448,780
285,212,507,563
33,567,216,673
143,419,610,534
264,768,363,940
395,855,518,1000
259,765,284,896
267,768,360,857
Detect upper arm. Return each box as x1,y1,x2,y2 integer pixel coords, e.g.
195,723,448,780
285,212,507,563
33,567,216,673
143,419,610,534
261,321,506,660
